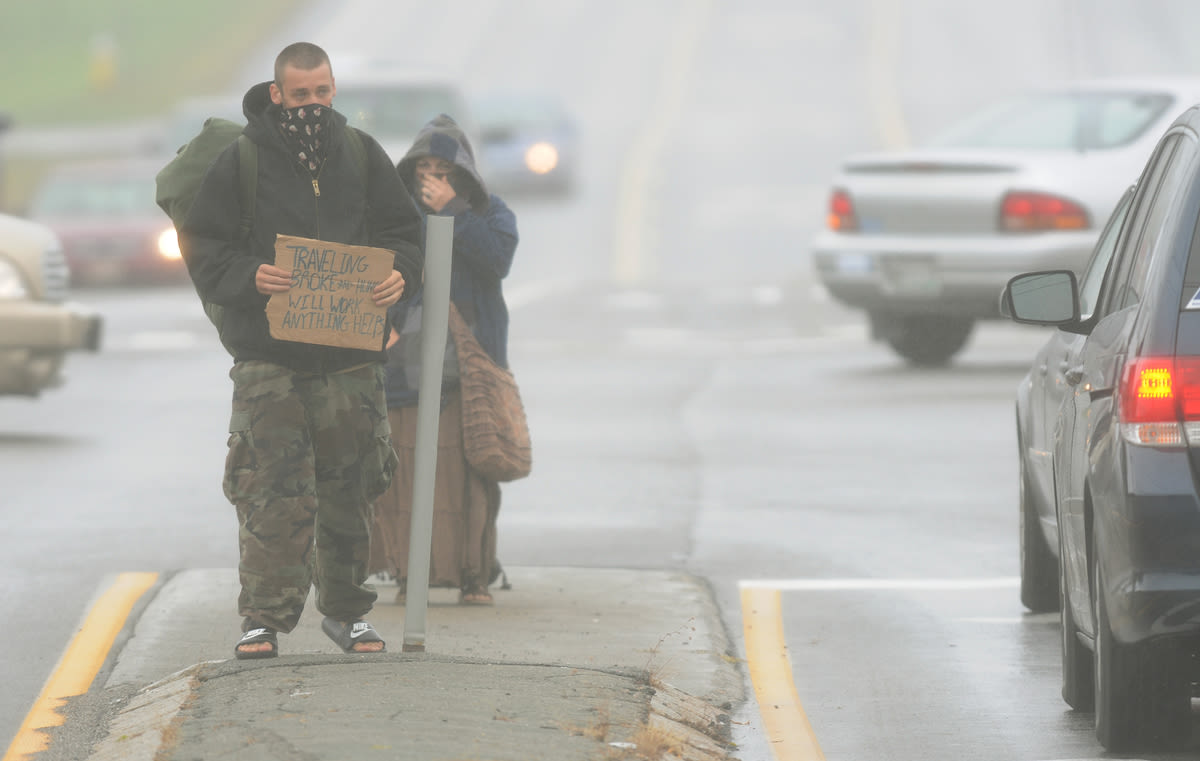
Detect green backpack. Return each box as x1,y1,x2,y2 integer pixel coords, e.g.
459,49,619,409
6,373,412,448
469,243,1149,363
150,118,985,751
155,117,367,356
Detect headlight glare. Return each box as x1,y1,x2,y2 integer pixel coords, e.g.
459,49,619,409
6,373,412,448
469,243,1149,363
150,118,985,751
524,142,559,175
158,227,182,260
0,258,29,299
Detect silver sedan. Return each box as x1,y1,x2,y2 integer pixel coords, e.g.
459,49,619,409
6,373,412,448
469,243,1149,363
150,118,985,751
812,78,1200,365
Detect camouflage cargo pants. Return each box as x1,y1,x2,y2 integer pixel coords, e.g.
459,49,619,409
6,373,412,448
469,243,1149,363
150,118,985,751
224,360,399,633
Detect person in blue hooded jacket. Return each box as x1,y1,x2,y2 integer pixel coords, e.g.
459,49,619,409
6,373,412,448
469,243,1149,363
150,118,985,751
368,114,518,605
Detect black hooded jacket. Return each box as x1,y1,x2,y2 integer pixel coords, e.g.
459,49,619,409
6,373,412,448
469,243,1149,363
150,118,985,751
179,81,424,373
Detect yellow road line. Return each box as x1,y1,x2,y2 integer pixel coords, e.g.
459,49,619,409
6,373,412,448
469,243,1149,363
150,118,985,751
613,0,713,286
741,586,825,761
3,572,158,761
867,0,910,149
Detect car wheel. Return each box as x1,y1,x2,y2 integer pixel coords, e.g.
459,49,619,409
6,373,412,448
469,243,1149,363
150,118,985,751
1019,449,1059,613
1093,562,1190,751
1058,522,1092,710
882,315,974,366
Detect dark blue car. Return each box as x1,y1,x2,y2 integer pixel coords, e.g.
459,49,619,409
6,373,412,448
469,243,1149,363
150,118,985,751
1002,104,1200,751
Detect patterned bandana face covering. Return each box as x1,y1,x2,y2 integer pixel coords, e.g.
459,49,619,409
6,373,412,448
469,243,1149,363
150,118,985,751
278,103,334,173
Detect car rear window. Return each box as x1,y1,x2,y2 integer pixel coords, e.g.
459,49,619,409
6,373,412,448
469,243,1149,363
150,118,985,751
1182,210,1200,310
336,86,465,137
473,95,565,128
927,91,1174,151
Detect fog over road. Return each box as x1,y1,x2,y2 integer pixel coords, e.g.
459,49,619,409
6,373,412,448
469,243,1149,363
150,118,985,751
6,2,1200,758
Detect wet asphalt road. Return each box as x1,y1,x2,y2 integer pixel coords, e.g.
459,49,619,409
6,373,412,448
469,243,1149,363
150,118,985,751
9,1,1200,758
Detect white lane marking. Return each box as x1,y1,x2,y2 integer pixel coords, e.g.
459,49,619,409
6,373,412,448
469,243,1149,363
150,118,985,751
505,279,577,311
740,577,1020,591
752,286,783,306
954,617,1029,624
607,289,666,311
126,331,199,351
107,279,569,353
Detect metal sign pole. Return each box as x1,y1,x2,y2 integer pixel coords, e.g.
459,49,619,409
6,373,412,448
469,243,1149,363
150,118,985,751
401,215,453,653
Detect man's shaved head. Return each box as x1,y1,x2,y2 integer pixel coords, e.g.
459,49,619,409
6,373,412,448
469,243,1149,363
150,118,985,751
274,42,331,85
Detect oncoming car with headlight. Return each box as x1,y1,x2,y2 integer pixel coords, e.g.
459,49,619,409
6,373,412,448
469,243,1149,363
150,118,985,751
28,158,186,286
472,90,577,196
0,212,101,395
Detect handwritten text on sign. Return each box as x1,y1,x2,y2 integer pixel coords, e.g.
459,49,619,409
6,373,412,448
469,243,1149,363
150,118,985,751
265,234,393,351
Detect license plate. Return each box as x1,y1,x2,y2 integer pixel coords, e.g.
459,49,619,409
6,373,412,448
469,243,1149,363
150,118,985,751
882,257,941,297
837,252,872,274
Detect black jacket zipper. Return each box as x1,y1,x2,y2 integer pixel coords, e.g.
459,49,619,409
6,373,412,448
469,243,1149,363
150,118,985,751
311,163,325,238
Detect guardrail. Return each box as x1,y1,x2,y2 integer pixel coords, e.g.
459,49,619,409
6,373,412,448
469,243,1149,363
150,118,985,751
0,120,162,158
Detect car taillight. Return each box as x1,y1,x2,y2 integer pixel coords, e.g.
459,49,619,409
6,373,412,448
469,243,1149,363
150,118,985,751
827,189,858,232
1119,356,1200,447
999,191,1089,232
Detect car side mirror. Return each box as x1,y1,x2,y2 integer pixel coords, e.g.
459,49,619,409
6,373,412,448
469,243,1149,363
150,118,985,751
1000,270,1080,325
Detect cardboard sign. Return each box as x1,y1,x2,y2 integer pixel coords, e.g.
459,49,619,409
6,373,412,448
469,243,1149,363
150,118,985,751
265,234,393,350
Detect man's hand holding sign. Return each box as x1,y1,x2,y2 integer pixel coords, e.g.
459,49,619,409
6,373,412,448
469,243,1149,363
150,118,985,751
260,234,407,351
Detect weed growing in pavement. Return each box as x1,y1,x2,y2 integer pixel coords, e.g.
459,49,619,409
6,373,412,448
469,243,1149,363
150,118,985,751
557,679,733,760
561,702,694,760
605,724,689,760
563,703,612,741
642,617,696,688
560,619,737,760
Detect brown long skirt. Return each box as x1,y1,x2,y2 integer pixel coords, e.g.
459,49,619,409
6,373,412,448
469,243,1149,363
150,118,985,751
368,390,500,592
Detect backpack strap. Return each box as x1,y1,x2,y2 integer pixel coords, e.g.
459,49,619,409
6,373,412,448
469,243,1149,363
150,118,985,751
235,134,257,240
344,126,369,194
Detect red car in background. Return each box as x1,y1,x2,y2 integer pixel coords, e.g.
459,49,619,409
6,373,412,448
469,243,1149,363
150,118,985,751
27,158,185,287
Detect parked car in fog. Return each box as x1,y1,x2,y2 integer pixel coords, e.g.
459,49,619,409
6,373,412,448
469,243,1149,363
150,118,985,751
334,61,476,166
813,78,1200,366
151,73,474,171
0,212,101,395
1001,103,1200,751
28,158,185,286
152,95,244,157
1012,184,1136,620
472,90,577,196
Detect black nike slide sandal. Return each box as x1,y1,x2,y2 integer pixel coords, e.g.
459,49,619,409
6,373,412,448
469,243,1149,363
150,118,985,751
234,627,278,660
321,616,386,654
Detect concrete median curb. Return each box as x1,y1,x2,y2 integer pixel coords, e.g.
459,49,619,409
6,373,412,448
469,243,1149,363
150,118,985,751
48,567,745,760
86,656,736,761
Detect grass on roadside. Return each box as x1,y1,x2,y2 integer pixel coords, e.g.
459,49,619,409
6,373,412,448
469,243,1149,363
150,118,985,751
0,0,305,126
0,0,306,212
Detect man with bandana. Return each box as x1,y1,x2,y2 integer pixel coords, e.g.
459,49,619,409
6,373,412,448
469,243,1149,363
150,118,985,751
178,42,423,659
